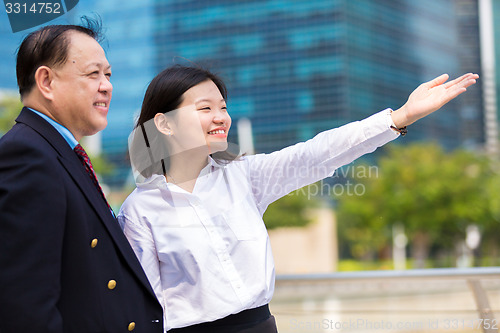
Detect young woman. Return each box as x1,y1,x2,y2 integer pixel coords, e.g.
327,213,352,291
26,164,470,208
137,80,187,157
118,65,477,332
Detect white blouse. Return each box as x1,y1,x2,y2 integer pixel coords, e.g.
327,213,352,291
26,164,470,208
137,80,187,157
117,109,399,330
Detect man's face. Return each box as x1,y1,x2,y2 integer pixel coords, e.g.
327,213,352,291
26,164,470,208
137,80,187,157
49,31,112,141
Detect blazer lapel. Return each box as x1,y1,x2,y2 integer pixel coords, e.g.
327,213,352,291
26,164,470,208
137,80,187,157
58,155,158,298
16,108,158,300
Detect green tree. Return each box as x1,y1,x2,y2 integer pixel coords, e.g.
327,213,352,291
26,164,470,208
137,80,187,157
0,94,22,135
336,142,499,267
263,184,319,230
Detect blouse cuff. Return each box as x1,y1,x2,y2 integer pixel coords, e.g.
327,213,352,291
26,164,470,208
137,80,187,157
359,108,400,141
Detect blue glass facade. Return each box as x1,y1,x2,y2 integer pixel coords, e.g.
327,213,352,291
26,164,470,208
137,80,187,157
153,0,477,156
494,0,500,123
455,0,484,149
0,9,23,92
0,0,486,187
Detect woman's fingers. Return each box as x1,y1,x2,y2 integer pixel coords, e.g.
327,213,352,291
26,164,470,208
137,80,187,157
426,73,450,89
443,73,479,89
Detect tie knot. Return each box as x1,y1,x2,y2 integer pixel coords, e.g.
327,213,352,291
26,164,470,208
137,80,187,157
74,143,95,173
74,144,91,165
74,143,88,158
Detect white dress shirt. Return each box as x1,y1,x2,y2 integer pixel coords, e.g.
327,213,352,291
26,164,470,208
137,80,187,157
117,109,399,330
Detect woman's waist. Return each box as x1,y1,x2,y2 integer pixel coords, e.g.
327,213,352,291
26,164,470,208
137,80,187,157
165,292,273,329
168,303,271,332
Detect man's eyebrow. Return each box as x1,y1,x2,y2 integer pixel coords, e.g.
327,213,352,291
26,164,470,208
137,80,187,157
85,63,112,71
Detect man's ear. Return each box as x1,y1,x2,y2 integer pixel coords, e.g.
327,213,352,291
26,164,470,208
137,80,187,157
154,113,173,136
34,66,54,100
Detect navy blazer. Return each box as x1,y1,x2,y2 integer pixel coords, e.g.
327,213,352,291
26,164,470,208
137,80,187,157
0,108,163,333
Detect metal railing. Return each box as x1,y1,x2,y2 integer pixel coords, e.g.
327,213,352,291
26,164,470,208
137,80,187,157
272,267,500,333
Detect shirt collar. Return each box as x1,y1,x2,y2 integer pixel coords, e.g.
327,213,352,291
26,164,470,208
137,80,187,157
207,156,224,169
28,108,78,149
137,173,166,188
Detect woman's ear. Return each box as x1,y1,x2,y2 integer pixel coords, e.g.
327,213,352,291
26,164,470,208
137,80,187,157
154,113,173,136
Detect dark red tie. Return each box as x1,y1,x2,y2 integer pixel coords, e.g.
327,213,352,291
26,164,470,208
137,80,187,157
74,144,114,216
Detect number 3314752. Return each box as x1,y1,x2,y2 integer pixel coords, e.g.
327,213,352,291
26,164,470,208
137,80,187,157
5,2,61,14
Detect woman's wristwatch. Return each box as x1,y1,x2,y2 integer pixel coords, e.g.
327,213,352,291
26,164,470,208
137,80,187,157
390,125,407,136
388,109,408,136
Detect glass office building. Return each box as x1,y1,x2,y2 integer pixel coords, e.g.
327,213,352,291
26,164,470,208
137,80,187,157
495,0,500,114
0,0,485,187
153,0,484,167
493,0,500,142
455,0,484,149
0,10,22,93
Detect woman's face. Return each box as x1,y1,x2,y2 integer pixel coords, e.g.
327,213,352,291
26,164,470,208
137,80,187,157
162,80,231,156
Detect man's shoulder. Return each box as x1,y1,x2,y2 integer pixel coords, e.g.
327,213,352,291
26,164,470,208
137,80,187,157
0,122,54,156
0,108,71,155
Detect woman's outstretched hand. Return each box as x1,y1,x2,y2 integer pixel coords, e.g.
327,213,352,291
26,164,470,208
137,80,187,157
391,73,479,128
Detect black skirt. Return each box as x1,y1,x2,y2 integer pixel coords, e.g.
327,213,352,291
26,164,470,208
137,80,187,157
168,304,278,333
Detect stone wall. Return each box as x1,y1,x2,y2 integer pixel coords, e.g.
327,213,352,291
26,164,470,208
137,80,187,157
268,206,338,274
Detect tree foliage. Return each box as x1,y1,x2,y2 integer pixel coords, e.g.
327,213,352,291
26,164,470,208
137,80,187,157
336,142,500,266
263,184,319,230
0,94,22,135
